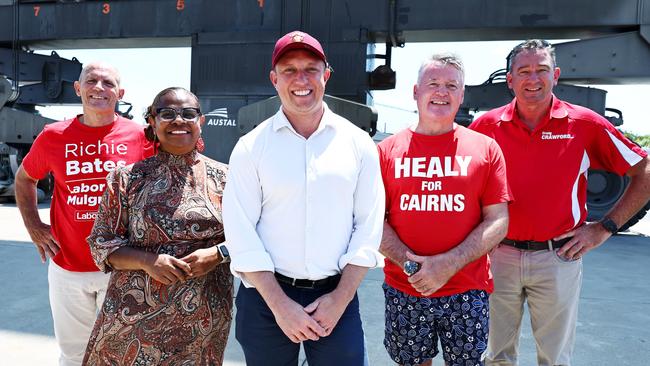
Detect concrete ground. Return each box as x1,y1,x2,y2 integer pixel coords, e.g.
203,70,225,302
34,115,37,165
1,201,649,365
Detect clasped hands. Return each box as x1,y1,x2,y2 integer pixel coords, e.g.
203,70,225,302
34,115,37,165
273,291,349,344
143,247,220,285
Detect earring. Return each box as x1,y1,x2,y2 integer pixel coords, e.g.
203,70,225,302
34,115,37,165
196,137,205,153
145,124,159,155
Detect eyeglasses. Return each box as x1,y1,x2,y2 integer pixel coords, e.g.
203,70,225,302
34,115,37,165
154,107,201,122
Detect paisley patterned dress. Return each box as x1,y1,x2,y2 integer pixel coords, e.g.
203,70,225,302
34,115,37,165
83,150,233,366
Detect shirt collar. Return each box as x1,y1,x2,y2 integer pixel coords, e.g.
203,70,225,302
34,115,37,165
272,102,333,134
500,94,568,122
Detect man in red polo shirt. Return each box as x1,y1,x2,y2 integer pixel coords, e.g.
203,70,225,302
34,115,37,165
470,40,650,366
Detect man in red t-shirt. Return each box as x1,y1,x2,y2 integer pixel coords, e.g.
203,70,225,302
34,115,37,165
378,54,511,366
470,40,650,366
15,62,149,366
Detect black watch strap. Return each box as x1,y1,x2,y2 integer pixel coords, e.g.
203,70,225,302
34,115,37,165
599,217,618,234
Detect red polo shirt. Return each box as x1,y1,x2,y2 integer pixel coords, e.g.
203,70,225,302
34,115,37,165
470,96,646,241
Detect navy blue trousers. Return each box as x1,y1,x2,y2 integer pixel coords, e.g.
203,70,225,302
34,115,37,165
235,281,365,366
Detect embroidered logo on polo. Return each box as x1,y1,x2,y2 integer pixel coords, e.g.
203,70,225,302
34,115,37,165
541,131,574,140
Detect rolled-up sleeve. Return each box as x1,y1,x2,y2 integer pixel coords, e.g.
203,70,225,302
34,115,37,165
223,139,275,285
86,167,131,273
338,135,385,270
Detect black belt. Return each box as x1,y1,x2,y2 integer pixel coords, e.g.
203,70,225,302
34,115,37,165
501,237,571,251
274,273,341,289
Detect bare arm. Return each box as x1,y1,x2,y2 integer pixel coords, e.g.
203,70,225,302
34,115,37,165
379,221,413,270
14,166,59,262
242,271,327,343
107,247,192,285
304,264,368,335
557,156,650,259
407,202,509,296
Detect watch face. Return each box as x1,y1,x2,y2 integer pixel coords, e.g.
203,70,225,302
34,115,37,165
403,260,420,276
218,245,230,261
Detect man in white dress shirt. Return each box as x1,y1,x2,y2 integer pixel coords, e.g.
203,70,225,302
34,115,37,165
223,30,385,365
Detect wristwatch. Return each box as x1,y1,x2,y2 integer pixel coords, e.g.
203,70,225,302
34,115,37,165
599,217,618,234
403,260,420,277
216,244,230,264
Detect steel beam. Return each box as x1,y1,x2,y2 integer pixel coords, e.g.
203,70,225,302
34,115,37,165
555,32,650,84
0,1,649,45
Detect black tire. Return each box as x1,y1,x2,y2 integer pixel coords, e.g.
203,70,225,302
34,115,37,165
586,169,649,232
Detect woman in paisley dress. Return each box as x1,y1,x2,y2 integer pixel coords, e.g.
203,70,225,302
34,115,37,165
83,87,233,365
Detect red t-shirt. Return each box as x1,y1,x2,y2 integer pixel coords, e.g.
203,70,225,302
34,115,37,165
470,96,647,241
378,125,511,297
22,115,150,272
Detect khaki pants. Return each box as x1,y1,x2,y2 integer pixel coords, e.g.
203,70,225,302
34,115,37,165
486,244,582,366
48,260,110,366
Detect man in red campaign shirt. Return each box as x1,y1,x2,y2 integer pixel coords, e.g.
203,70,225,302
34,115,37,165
470,40,650,366
378,54,511,366
15,62,149,366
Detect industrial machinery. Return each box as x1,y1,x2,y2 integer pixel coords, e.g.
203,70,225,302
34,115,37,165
1,0,649,228
0,49,82,200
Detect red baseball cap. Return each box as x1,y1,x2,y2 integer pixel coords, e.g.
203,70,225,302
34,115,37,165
272,31,327,68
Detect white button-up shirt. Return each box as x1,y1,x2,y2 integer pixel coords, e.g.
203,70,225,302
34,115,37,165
223,105,385,287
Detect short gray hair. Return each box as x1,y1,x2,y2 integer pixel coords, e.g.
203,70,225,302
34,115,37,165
417,53,465,85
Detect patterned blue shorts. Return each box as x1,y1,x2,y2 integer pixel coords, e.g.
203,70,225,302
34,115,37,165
383,283,489,366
